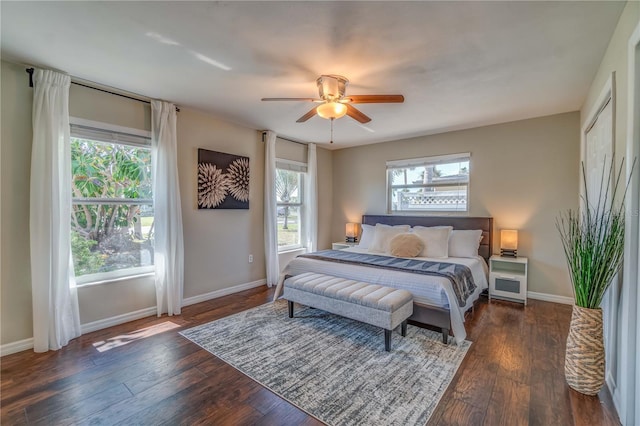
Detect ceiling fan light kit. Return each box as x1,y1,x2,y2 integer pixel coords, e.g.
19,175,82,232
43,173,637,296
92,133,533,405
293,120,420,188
316,102,347,119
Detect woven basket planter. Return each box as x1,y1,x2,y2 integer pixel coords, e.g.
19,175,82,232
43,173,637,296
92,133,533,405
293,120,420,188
564,305,605,395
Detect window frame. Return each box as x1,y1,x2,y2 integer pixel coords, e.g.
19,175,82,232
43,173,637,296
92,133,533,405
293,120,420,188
275,159,306,252
69,117,154,286
386,152,471,214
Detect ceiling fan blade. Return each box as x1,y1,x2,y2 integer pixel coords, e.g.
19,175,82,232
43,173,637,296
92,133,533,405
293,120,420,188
342,95,404,104
261,97,320,102
346,104,371,123
296,107,318,123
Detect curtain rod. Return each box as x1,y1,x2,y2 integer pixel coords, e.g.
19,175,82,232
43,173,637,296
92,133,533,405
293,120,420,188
26,68,180,112
261,131,308,146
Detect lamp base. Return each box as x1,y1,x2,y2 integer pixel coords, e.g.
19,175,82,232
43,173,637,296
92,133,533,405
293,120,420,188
500,249,517,258
346,236,357,243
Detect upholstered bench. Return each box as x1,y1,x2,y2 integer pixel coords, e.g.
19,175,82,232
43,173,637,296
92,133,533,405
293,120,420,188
283,272,414,351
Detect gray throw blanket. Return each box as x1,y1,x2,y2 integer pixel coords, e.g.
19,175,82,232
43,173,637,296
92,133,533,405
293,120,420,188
299,250,477,307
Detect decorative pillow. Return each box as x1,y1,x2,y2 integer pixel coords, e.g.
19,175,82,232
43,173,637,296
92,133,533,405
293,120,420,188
412,226,453,258
357,224,375,249
389,233,425,258
368,224,411,253
448,229,483,258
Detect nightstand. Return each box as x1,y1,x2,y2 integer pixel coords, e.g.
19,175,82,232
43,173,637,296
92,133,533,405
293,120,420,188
489,255,528,305
332,242,358,250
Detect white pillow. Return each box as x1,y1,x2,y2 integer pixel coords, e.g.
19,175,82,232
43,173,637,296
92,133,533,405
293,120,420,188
368,224,411,253
448,229,483,258
412,226,453,258
357,224,375,249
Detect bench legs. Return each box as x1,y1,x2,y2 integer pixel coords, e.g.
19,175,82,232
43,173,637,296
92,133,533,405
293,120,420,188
286,300,411,352
385,320,408,352
442,328,449,344
384,329,391,352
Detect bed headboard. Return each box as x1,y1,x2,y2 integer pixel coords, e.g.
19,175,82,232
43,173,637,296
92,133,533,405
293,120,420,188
362,215,493,262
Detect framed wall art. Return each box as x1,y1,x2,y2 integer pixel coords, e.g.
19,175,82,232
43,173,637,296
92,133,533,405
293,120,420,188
197,148,249,209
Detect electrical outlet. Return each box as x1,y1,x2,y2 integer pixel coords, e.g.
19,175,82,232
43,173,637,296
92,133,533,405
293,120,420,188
248,254,253,263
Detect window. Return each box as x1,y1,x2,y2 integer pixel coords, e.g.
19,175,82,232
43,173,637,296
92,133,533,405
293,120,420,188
276,160,305,251
70,121,154,283
387,153,470,213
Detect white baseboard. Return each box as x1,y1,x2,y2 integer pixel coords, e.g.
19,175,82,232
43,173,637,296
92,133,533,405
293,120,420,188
0,337,35,357
182,278,267,307
80,306,158,334
527,291,574,305
1,278,267,357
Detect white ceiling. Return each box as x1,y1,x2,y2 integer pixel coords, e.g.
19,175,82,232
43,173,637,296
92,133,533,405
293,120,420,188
0,1,625,149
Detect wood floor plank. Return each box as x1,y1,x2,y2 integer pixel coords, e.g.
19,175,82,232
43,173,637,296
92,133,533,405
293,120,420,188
30,383,133,426
483,376,530,426
13,337,201,421
77,367,207,425
1,287,620,426
436,398,486,426
450,354,498,408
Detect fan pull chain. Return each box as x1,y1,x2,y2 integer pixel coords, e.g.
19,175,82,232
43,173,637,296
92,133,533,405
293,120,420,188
330,118,334,144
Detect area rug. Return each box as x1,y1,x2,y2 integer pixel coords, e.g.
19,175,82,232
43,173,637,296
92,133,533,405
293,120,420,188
180,300,470,426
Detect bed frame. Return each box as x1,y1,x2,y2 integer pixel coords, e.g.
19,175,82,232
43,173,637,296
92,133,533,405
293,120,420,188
362,215,493,343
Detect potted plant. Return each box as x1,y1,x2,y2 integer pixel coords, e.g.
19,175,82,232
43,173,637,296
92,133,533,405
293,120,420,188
556,158,633,395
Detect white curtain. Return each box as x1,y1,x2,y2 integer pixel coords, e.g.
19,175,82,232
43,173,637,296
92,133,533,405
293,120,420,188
304,143,318,252
151,100,184,316
264,131,279,286
30,69,81,352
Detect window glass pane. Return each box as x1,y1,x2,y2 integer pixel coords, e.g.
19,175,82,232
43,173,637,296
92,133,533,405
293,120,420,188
389,161,469,187
71,138,152,200
71,135,154,279
71,204,154,276
390,186,467,212
276,169,302,204
277,205,301,248
434,160,469,182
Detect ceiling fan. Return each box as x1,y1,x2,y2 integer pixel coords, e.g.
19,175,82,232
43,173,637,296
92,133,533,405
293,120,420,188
261,75,404,124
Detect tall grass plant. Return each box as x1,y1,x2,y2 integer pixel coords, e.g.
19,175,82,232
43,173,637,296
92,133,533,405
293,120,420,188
556,159,634,309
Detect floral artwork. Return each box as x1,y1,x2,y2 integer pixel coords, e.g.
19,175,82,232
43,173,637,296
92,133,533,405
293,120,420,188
197,149,249,209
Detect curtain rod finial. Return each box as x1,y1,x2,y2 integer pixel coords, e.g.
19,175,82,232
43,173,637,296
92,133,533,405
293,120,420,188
26,68,34,88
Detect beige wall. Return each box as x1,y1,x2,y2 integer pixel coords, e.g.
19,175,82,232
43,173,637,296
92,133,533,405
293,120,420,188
1,61,34,344
0,59,334,346
177,110,266,297
332,112,580,297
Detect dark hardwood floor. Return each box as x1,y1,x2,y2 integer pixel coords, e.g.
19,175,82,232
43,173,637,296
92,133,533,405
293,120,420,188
1,286,619,425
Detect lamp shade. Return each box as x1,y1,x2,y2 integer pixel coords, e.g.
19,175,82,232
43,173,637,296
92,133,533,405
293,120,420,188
345,222,360,243
345,223,359,238
500,229,518,250
316,102,347,120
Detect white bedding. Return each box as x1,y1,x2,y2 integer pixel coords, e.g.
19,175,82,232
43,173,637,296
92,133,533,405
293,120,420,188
273,247,488,344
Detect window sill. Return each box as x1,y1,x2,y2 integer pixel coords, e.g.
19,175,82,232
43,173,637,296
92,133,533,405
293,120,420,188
76,268,155,287
278,247,307,255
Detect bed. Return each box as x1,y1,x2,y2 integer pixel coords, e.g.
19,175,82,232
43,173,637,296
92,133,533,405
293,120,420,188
274,215,493,344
